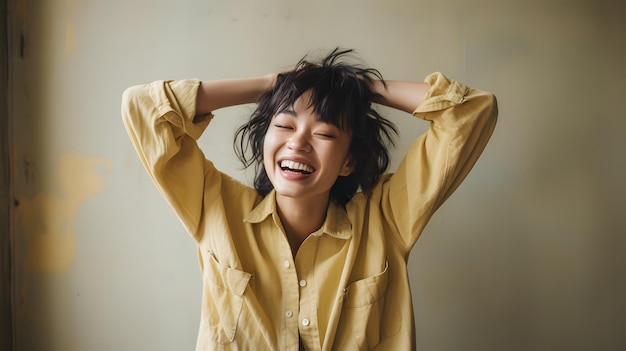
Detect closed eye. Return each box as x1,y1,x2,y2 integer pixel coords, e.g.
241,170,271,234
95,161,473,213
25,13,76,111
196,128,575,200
274,124,293,130
314,132,336,139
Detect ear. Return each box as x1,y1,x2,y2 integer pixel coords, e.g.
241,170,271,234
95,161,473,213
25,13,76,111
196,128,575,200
339,155,355,176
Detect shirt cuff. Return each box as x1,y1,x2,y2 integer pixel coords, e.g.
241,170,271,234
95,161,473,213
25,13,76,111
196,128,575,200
413,72,470,115
149,79,213,140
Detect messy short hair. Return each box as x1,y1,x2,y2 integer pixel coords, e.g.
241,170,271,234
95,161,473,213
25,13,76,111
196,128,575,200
234,48,398,206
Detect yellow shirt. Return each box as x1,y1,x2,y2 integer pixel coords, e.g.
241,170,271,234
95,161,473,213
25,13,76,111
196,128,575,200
121,72,497,350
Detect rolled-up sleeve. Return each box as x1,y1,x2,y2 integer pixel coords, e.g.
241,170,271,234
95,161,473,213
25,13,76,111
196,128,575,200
121,79,214,236
385,72,498,250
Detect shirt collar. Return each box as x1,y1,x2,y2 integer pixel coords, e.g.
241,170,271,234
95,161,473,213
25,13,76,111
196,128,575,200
243,190,352,240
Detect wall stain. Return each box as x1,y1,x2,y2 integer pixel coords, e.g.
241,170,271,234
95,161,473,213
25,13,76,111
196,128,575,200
15,152,112,274
23,155,33,182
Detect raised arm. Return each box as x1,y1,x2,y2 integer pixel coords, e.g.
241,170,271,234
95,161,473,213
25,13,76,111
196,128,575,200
121,73,277,238
370,80,431,114
195,74,276,114
380,72,498,251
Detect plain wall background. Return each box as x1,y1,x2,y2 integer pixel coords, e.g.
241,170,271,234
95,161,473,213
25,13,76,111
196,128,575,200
8,0,626,350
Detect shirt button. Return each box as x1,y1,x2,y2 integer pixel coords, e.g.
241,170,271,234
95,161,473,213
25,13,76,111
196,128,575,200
299,279,307,287
285,310,293,318
302,318,310,326
284,260,290,268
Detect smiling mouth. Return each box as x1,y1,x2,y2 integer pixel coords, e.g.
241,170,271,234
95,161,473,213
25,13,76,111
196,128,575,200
280,160,315,174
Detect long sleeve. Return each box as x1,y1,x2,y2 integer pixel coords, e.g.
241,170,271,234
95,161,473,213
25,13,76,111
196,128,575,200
121,79,214,237
383,72,498,251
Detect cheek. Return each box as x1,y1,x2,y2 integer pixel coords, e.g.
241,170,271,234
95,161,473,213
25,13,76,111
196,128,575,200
262,134,275,169
327,141,351,161
262,133,272,156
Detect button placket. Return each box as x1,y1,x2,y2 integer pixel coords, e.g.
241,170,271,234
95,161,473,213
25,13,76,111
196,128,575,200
279,253,300,350
293,235,324,350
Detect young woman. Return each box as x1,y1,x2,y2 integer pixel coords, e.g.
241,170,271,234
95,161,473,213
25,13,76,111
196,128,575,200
122,48,497,350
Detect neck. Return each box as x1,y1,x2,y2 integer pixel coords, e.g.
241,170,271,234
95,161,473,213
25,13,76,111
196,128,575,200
276,193,330,255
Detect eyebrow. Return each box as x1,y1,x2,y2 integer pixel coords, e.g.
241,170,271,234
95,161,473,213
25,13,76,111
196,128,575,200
280,108,297,117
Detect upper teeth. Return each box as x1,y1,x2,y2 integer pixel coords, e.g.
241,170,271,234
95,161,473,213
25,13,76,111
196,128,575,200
280,160,314,173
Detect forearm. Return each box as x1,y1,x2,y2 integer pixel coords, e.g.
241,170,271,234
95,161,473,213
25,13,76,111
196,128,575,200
370,80,430,114
196,74,276,115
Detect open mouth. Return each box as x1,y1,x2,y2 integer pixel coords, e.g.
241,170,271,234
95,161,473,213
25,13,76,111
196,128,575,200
280,160,315,174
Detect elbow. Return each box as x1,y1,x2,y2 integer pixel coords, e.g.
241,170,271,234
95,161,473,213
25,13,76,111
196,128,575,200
120,85,143,122
477,90,498,126
480,92,498,139
486,94,498,131
465,90,498,140
488,92,498,119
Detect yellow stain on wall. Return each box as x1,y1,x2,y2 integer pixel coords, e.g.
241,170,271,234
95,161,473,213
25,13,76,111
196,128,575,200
15,153,112,273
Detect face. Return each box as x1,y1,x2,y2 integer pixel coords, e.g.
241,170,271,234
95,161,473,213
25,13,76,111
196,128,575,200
263,90,354,205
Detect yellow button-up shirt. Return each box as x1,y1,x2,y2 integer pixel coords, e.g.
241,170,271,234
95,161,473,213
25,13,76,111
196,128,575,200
121,72,497,350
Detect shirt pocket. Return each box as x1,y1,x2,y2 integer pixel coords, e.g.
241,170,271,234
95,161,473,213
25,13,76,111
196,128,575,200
341,261,400,349
201,251,252,345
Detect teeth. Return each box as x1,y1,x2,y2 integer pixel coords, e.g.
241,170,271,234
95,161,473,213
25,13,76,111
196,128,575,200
280,160,314,173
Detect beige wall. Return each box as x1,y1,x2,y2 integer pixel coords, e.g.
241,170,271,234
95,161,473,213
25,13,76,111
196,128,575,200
8,0,626,350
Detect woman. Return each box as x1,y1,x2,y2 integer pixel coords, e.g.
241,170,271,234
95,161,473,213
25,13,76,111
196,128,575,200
122,48,497,350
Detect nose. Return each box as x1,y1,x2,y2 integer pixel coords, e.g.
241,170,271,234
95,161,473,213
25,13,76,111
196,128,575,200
287,131,311,152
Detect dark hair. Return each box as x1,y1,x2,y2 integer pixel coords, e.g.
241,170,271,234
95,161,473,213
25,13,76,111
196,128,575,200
234,48,398,206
